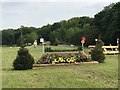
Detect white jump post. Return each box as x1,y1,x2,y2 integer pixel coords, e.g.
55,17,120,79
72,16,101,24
117,38,119,54
117,38,119,47
40,38,44,54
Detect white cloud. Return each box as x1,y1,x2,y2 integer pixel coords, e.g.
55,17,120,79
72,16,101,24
1,0,120,29
1,0,119,2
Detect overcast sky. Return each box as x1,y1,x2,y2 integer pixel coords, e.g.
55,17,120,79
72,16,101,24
1,0,120,30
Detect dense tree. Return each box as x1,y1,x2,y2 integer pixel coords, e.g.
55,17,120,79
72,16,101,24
49,31,59,45
2,26,38,46
2,29,16,45
94,2,120,45
0,31,2,45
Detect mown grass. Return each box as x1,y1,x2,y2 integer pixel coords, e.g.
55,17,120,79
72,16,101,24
2,45,118,88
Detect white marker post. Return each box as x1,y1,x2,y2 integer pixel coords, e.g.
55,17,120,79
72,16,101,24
117,38,119,47
95,39,98,45
95,39,98,42
81,40,85,51
117,38,119,54
33,40,37,48
40,38,44,54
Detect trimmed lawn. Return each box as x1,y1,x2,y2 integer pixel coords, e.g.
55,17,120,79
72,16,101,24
2,45,118,88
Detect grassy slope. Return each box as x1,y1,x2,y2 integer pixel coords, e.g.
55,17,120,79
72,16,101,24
2,45,118,88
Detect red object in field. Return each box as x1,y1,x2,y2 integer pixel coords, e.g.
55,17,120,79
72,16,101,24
82,37,86,41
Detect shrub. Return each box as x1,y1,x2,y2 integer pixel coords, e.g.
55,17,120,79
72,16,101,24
91,39,105,63
45,47,78,52
45,47,52,52
13,46,35,70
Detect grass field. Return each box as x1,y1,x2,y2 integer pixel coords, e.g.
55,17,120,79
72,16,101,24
2,45,118,88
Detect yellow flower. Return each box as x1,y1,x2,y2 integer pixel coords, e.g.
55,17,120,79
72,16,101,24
59,57,64,62
66,58,70,63
52,59,56,64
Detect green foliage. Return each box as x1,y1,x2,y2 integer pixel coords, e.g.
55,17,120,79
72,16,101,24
23,32,38,44
91,39,105,63
45,47,52,52
0,31,2,45
94,2,120,44
77,46,83,51
46,49,77,52
13,46,34,70
2,29,16,46
49,31,59,46
2,16,93,46
2,26,38,46
44,46,82,52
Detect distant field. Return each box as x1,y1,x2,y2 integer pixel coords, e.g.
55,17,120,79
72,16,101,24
2,45,118,88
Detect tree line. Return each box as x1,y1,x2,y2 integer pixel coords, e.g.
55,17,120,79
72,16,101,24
1,2,120,46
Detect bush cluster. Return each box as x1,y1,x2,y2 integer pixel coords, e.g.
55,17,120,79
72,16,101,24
91,39,105,63
45,46,82,52
13,46,35,70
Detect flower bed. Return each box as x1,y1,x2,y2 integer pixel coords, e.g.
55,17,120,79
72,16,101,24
36,51,91,64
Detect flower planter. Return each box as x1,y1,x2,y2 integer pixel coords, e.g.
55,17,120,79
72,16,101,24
37,51,91,64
